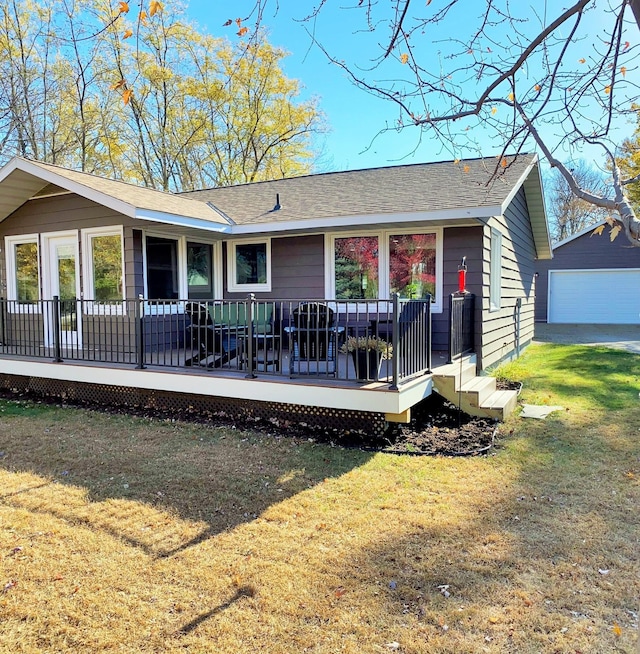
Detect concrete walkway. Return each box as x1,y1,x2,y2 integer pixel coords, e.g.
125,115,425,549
534,323,640,354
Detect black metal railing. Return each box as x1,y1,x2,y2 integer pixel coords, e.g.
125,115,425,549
447,292,475,363
0,295,432,387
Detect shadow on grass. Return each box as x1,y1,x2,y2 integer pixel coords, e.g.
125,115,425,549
176,587,255,636
323,399,640,650
0,401,373,559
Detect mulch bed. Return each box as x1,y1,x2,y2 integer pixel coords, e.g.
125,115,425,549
0,378,521,457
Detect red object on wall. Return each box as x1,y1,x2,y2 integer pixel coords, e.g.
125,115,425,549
458,268,466,293
457,256,467,293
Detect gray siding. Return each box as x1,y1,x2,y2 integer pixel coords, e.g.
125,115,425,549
535,229,640,322
437,226,483,352
0,193,140,300
480,187,537,371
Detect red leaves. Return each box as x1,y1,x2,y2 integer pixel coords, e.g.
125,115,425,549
223,17,250,37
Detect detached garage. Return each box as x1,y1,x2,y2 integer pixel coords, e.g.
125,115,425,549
536,223,640,325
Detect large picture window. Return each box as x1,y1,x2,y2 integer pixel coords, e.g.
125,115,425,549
228,239,271,292
334,236,379,299
389,233,436,300
5,235,40,306
329,229,442,310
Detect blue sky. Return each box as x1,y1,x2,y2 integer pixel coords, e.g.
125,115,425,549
185,1,637,176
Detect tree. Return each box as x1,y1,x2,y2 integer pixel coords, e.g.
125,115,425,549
0,0,323,190
547,161,609,242
232,0,640,247
617,106,640,212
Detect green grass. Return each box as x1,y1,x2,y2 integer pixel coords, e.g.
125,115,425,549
0,343,638,653
496,343,640,411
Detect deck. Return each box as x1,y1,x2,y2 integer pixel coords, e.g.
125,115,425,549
0,295,511,422
0,344,451,422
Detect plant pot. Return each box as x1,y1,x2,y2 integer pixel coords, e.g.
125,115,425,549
351,350,382,381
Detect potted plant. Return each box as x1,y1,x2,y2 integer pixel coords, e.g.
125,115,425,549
340,336,393,381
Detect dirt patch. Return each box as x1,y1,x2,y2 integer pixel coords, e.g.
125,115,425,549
0,380,517,456
361,393,498,456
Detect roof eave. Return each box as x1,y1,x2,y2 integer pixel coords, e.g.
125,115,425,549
1,157,138,219
135,209,232,233
228,206,499,235
501,155,553,260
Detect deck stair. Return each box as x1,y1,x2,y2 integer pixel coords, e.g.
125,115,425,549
432,356,518,420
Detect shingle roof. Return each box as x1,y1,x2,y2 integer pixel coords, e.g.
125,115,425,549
181,155,537,225
0,158,228,225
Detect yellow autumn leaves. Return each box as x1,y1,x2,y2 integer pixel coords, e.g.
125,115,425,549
111,1,164,104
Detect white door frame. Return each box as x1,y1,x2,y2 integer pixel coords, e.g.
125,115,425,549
41,230,82,348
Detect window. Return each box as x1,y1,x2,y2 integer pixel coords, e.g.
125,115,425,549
490,228,502,311
82,228,124,302
389,233,436,300
328,229,442,310
146,235,179,300
334,236,379,299
187,242,213,300
5,235,40,305
228,239,271,292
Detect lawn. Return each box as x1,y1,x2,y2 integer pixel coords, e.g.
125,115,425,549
0,343,638,653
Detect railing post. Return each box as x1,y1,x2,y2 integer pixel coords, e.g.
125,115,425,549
135,294,146,369
0,297,5,347
390,292,400,390
447,293,457,364
52,295,63,362
246,293,256,378
426,297,432,373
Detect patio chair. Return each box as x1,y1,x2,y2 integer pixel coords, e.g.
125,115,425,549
184,302,234,368
288,302,338,377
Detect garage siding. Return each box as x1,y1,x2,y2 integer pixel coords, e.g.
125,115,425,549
535,227,640,322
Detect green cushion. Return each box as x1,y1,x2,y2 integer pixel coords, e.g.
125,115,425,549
208,302,272,333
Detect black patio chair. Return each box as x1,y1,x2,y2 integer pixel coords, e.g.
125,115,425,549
184,302,233,368
288,302,338,377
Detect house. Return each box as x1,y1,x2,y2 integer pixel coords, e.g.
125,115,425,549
0,154,551,429
535,221,640,324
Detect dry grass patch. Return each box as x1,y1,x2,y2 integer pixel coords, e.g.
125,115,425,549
0,344,639,652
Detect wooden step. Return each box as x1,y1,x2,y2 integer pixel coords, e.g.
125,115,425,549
432,361,518,420
432,357,477,396
459,376,497,408
478,389,519,420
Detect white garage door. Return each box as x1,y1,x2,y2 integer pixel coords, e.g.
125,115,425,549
548,269,640,324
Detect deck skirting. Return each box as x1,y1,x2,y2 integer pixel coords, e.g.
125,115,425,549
0,358,434,433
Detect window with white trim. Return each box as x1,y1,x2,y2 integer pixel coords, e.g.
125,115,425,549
227,239,271,292
82,227,124,302
146,235,179,300
5,235,40,305
187,241,214,300
490,228,502,311
328,229,442,311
